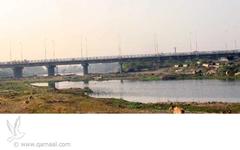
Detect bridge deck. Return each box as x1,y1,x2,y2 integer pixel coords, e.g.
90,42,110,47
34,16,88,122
0,49,239,68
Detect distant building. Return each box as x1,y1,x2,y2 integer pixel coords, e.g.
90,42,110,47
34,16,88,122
175,69,183,73
196,61,201,65
202,63,209,68
183,64,189,68
174,65,179,68
226,71,235,76
219,57,229,62
174,64,183,68
193,69,203,75
207,70,217,75
93,75,103,80
235,72,240,76
213,63,220,69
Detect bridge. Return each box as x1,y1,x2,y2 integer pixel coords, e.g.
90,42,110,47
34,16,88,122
0,49,239,78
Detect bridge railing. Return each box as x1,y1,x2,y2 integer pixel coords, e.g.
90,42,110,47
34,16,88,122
0,49,239,66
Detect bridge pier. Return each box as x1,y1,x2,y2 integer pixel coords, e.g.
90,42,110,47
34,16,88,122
13,67,23,78
47,65,56,76
82,63,89,76
155,59,162,69
119,62,123,73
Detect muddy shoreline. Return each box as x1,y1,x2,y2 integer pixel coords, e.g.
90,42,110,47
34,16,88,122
0,77,239,113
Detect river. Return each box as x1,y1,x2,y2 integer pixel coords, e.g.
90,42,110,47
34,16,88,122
32,80,240,103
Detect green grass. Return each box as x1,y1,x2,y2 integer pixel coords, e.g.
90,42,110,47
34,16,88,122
140,76,161,81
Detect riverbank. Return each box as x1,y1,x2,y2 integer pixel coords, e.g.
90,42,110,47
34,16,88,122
122,58,240,81
1,71,237,84
0,80,239,113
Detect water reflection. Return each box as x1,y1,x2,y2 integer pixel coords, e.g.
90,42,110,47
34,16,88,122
83,80,89,88
48,81,56,90
120,80,124,99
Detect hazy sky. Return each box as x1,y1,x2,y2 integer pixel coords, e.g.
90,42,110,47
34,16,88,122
0,0,240,61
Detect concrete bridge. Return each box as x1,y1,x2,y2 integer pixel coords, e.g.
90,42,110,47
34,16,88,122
0,49,239,78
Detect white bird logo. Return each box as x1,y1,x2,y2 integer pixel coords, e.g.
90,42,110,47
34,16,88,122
7,116,25,142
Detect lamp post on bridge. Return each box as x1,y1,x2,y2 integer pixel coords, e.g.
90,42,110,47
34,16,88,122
118,35,123,74
52,40,55,59
9,41,12,61
81,37,83,58
20,42,23,60
85,37,88,58
44,39,47,60
174,47,177,54
52,40,58,75
234,40,238,50
154,33,159,55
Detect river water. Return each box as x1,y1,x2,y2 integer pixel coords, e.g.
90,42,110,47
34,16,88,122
32,80,240,103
